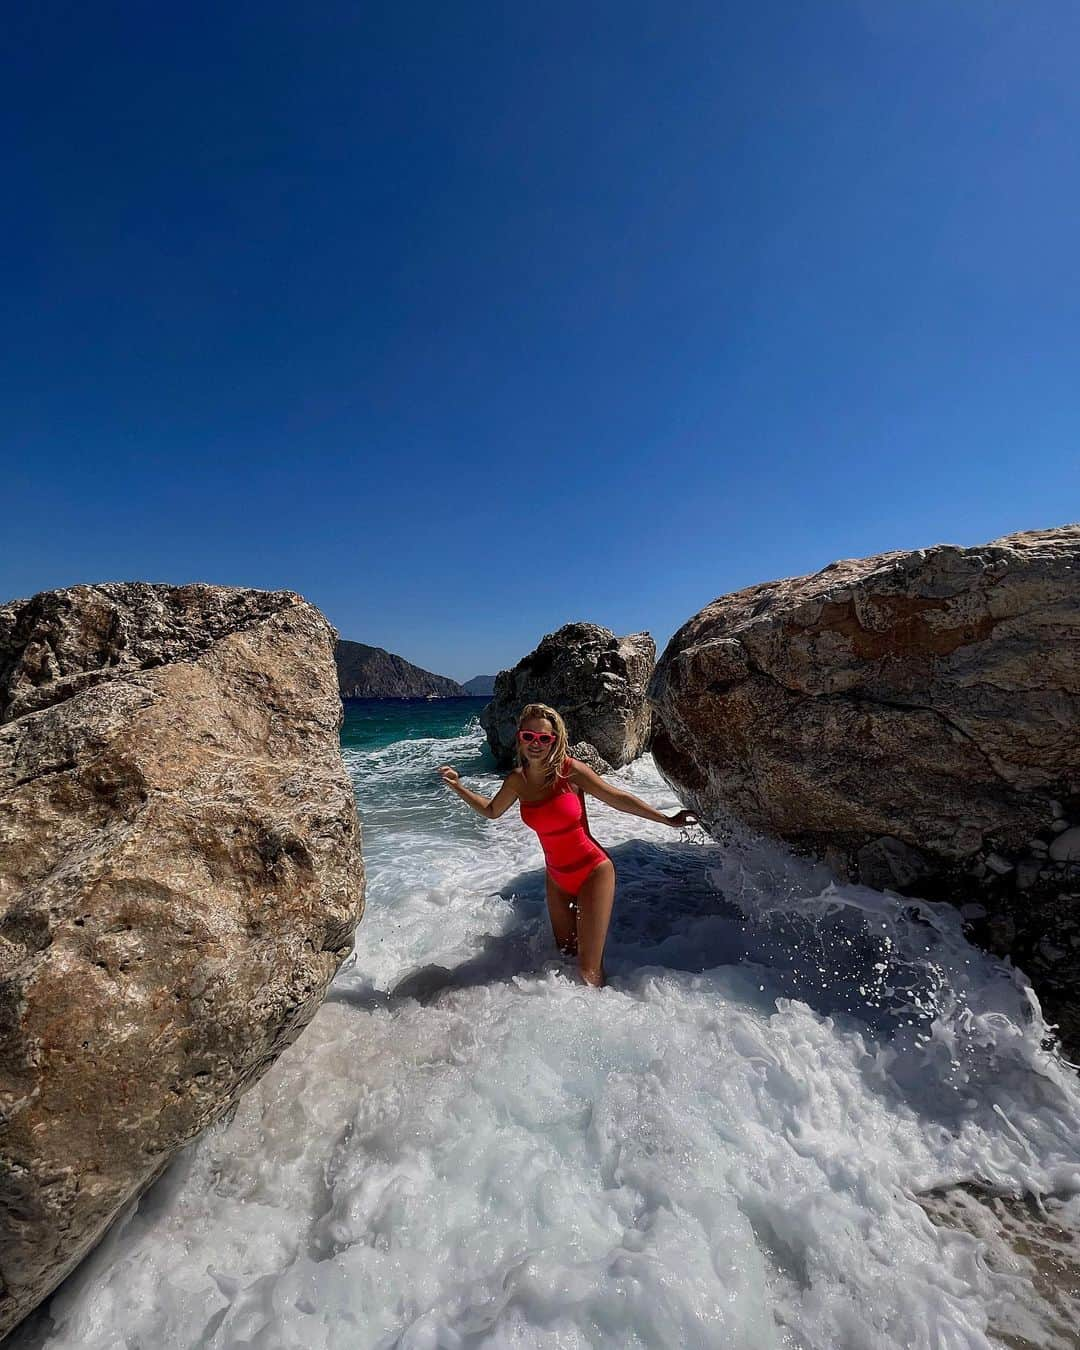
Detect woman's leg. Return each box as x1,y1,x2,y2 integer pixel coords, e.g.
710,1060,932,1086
575,859,616,987
545,873,578,957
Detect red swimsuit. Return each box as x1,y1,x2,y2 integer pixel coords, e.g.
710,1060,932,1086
519,759,609,896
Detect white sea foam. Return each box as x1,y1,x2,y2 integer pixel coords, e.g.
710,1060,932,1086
14,723,1080,1349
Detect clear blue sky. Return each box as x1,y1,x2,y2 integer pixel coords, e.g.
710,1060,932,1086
4,2,1078,682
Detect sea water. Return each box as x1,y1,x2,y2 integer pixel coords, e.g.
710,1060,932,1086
11,699,1080,1349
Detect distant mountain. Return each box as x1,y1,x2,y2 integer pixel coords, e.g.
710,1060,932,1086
335,641,464,699
462,675,496,696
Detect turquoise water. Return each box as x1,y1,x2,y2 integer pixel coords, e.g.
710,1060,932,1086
341,696,489,753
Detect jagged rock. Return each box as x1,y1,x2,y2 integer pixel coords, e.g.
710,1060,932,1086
481,623,654,770
568,742,613,776
650,525,1080,1051
0,583,364,1339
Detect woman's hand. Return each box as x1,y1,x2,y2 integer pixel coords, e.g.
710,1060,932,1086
667,809,698,828
437,766,460,788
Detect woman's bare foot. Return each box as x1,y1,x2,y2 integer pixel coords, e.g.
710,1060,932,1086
579,963,605,988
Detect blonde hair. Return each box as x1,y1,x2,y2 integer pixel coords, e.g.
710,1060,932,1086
516,702,570,786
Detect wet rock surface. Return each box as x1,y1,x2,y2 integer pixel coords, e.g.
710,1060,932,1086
0,583,364,1339
650,526,1080,1053
920,1186,1080,1349
481,622,654,770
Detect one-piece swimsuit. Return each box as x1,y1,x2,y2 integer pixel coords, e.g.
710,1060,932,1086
519,758,609,897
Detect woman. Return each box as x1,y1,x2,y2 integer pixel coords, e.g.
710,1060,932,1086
437,702,696,987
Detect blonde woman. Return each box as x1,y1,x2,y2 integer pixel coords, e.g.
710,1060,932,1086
437,703,696,987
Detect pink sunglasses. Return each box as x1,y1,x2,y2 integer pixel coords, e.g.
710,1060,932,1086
517,730,556,746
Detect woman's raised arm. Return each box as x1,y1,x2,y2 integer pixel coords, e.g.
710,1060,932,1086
438,766,521,819
567,759,696,828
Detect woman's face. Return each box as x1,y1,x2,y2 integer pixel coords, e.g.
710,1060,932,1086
519,716,557,763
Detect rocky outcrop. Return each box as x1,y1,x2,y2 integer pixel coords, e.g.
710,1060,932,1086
568,741,613,775
650,527,1080,1050
481,623,655,770
335,640,463,699
462,676,496,697
0,583,364,1339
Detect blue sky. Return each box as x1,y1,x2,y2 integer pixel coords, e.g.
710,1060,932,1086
4,1,1078,682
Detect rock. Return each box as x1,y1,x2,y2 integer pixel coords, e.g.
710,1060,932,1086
823,845,853,882
855,837,932,890
920,1186,1080,1347
567,741,613,775
650,525,1080,1053
1015,860,1042,891
0,583,364,1339
481,623,655,770
651,526,1079,857
1049,827,1080,862
986,914,1017,949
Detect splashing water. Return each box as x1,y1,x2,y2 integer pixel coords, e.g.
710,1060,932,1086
12,707,1080,1349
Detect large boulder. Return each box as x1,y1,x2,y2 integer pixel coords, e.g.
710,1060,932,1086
0,583,364,1339
650,527,1080,1047
481,623,655,770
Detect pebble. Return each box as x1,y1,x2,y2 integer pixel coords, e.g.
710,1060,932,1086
1051,819,1069,834
1015,860,1041,891
1049,826,1080,863
984,852,1014,875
